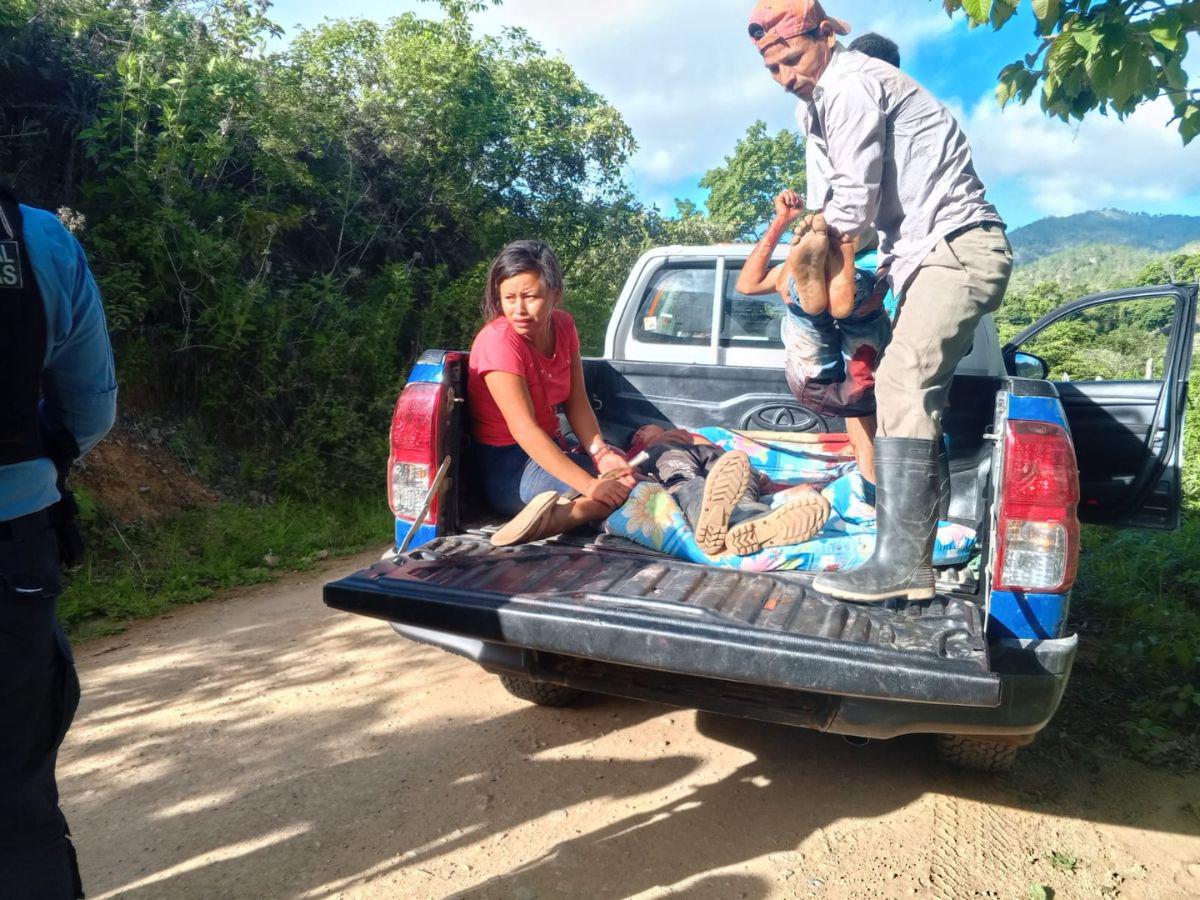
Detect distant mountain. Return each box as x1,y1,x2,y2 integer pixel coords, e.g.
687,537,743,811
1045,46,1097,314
1008,209,1200,266
1008,243,1160,295
1008,239,1200,297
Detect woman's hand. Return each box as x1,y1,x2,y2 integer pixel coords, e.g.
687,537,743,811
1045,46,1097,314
591,441,637,488
585,476,632,508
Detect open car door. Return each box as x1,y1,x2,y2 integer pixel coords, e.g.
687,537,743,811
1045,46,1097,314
1003,283,1197,530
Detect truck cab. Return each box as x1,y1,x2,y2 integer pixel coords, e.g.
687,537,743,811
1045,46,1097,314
326,245,1196,772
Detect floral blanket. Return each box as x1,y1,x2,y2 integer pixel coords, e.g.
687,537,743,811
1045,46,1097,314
605,429,977,573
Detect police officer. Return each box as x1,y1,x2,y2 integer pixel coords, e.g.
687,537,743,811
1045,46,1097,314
0,185,116,898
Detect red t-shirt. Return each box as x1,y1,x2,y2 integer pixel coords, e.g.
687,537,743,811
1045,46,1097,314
468,310,581,447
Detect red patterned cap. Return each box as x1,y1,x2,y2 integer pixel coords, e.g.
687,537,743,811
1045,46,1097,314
748,0,850,52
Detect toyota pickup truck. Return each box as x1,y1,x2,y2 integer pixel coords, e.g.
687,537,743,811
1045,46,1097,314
325,244,1197,772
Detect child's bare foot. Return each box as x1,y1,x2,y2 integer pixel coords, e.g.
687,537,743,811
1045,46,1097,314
828,235,858,319
781,213,831,316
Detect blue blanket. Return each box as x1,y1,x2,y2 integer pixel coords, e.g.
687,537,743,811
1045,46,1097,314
605,429,977,573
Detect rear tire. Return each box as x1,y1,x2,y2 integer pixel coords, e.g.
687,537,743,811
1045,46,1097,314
936,734,1022,773
498,675,584,708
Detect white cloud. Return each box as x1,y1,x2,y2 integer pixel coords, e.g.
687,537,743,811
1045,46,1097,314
965,95,1200,218
272,0,977,205
465,1,958,193
473,0,659,46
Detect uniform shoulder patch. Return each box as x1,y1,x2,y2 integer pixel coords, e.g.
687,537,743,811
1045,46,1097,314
0,240,23,288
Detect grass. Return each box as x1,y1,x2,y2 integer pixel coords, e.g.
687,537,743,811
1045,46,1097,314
1034,373,1200,769
1062,511,1200,768
61,492,392,641
1049,851,1080,873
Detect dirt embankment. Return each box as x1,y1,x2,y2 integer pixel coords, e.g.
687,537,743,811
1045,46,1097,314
58,554,1200,899
75,421,218,525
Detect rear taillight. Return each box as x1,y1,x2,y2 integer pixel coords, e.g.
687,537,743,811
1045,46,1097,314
995,421,1080,593
388,382,445,524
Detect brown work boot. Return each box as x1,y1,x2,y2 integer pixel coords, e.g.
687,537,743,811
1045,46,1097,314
491,491,575,547
694,451,752,556
780,213,831,315
725,491,831,556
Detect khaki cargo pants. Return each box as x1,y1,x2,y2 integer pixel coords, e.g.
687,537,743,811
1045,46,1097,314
876,223,1013,439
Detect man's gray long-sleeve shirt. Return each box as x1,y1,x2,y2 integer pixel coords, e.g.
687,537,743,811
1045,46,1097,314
799,46,1003,295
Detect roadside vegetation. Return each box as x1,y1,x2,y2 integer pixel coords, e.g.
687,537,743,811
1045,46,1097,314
62,488,391,641
1,0,796,634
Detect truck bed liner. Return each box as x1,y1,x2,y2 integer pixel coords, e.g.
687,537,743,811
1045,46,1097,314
325,535,1000,707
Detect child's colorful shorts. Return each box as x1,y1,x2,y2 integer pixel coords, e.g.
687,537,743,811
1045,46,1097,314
782,270,892,420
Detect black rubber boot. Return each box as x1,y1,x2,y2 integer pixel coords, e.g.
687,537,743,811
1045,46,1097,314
937,440,951,521
813,437,940,602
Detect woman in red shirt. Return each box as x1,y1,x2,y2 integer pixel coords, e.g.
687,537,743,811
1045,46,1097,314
468,241,632,540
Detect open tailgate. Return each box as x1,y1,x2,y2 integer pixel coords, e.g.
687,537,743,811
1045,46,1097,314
325,536,1000,708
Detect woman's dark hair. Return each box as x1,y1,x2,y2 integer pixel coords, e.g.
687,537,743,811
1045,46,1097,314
482,240,564,321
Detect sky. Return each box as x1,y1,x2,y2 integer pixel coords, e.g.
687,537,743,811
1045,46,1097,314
267,0,1200,229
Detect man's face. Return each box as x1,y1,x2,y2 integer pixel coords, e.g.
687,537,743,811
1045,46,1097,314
760,27,836,99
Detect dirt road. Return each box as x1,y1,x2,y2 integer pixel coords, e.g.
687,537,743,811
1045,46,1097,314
60,552,1200,899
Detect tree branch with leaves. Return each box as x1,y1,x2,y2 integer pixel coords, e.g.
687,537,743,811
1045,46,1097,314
944,0,1200,143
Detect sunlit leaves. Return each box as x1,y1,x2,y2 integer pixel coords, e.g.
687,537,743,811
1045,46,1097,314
1032,0,1062,33
944,0,1200,144
991,0,1021,29
698,121,806,240
2,0,647,492
962,0,994,25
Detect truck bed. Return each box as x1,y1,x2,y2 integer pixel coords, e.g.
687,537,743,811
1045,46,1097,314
324,534,1001,708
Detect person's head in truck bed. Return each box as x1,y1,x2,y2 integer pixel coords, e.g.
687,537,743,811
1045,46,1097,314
467,240,635,543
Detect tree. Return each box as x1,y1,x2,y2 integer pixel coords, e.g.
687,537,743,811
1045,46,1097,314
699,121,806,239
1137,248,1200,285
944,0,1200,144
1,0,642,495
994,280,1067,343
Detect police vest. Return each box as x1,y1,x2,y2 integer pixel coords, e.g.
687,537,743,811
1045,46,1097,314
0,186,48,466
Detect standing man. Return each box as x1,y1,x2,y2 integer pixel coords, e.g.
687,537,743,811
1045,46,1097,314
736,31,906,498
747,0,1012,602
0,185,116,898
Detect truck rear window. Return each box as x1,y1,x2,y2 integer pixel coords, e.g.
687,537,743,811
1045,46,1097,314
633,264,716,346
722,266,786,349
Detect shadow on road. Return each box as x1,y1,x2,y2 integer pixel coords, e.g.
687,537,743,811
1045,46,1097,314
61,588,1200,899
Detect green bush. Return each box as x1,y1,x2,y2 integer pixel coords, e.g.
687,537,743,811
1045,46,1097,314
1,0,645,496
62,491,391,640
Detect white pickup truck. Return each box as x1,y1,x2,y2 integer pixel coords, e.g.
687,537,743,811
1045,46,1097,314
325,244,1196,772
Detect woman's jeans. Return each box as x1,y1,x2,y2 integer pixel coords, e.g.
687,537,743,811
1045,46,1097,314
476,443,598,516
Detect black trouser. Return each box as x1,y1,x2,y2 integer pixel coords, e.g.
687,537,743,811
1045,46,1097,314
0,511,83,899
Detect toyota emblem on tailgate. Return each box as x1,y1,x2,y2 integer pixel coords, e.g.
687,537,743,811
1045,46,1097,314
743,404,823,432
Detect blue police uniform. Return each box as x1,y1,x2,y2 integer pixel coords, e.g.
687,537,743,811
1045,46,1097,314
0,190,115,899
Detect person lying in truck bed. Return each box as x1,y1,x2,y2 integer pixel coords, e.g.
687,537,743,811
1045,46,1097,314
492,424,830,555
467,239,636,533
